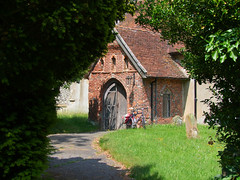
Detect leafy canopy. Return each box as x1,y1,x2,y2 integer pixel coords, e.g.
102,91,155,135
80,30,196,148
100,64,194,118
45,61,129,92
0,0,131,179
136,0,240,177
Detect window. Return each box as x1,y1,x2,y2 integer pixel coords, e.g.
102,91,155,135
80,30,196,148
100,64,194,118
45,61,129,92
111,57,116,71
163,93,170,118
100,58,104,71
124,57,128,70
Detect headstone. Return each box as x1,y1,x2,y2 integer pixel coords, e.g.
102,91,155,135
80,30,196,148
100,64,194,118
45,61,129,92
172,115,183,126
185,113,198,138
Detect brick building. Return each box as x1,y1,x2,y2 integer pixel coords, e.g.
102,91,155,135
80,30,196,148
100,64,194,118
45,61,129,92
88,14,189,130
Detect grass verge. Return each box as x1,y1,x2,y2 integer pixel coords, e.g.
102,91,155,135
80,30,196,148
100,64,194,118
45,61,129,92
49,113,98,134
99,124,223,180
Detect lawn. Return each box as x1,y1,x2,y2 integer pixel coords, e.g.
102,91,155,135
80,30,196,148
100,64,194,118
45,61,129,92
49,113,98,134
99,124,223,180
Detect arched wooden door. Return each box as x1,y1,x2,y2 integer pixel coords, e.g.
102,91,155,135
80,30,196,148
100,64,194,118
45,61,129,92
103,81,127,130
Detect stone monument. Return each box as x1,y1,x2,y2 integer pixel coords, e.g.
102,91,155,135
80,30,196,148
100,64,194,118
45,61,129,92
185,113,198,138
172,115,183,126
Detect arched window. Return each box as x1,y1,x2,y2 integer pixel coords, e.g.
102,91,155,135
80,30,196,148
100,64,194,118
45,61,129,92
111,56,116,71
124,57,128,70
163,89,171,118
100,58,104,71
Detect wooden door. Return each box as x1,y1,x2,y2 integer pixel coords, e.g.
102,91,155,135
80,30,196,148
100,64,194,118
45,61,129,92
103,82,127,130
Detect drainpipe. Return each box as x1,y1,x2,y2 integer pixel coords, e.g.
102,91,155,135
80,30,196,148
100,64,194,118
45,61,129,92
151,81,154,123
194,79,197,119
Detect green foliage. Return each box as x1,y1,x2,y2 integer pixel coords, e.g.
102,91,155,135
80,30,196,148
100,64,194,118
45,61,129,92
205,28,240,63
0,90,57,179
136,0,240,177
0,0,130,179
100,125,223,180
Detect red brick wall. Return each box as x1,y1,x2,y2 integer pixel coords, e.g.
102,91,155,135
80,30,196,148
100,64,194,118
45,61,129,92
88,41,184,127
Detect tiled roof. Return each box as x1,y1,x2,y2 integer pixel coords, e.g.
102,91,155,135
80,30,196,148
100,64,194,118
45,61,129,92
116,15,188,79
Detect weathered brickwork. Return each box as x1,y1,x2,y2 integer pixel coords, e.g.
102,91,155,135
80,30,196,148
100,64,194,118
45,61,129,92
156,79,183,123
141,78,184,124
88,41,184,127
88,14,188,129
89,42,149,124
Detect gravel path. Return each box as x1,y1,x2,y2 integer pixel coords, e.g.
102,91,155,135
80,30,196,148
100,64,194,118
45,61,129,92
44,131,131,180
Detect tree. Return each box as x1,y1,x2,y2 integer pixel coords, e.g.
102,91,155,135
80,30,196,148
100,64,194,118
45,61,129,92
136,0,240,178
0,0,131,179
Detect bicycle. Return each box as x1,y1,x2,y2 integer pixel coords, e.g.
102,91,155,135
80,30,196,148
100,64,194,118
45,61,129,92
123,107,148,129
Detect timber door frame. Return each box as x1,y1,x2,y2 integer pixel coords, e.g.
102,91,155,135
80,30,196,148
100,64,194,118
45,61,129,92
103,79,127,130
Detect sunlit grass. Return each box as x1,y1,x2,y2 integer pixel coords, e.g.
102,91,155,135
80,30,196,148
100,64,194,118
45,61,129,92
99,124,223,180
49,113,98,134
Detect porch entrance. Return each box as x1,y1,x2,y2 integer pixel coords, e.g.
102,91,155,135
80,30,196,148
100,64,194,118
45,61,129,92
103,81,127,130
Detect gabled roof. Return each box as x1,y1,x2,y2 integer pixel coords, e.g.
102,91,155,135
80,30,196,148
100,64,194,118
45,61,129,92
114,28,147,78
115,14,189,79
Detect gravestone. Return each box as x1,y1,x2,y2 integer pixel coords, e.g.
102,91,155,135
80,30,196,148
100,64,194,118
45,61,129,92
172,115,183,126
185,113,198,138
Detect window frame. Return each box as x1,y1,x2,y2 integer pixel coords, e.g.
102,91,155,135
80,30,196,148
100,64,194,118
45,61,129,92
111,56,116,71
100,58,104,71
124,57,128,70
163,92,171,118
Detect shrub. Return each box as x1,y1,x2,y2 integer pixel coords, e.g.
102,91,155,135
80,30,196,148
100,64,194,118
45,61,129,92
0,0,130,178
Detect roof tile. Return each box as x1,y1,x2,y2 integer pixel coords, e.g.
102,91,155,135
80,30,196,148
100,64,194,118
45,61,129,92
116,15,188,79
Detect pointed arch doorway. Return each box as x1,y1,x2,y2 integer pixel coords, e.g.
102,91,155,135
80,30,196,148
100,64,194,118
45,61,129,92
103,80,127,130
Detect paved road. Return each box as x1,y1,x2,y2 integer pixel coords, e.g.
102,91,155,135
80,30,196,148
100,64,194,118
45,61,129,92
44,131,131,180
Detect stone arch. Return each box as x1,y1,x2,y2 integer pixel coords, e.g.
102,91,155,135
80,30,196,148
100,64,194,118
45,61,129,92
102,78,127,130
160,85,173,96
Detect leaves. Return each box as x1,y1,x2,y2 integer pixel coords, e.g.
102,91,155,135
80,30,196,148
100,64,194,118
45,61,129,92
230,50,238,62
136,0,240,176
205,27,240,63
0,0,130,179
220,54,227,63
212,49,219,61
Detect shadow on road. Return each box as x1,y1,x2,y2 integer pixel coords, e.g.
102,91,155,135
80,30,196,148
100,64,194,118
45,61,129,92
43,132,163,180
48,131,107,147
43,156,129,180
49,134,90,147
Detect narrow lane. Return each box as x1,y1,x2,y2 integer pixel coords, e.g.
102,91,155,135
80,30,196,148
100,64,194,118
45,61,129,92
44,132,131,180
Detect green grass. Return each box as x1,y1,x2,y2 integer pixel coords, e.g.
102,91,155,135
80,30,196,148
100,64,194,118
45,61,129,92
99,124,224,180
49,113,98,134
